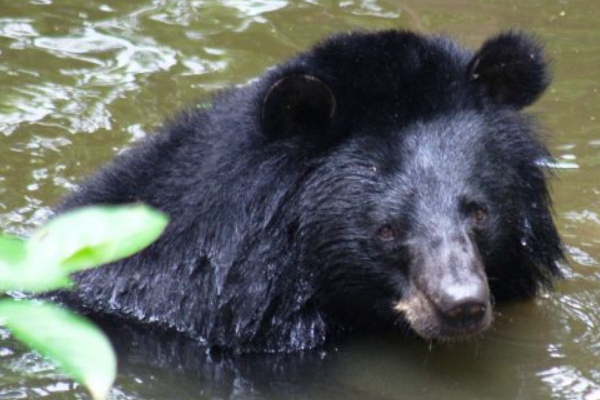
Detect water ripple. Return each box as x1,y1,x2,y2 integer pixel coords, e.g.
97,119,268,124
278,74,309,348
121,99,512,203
0,1,600,399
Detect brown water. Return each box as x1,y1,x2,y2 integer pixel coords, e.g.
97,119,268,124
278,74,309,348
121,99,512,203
1,0,599,399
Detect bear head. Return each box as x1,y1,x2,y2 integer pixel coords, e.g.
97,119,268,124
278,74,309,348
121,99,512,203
256,30,564,341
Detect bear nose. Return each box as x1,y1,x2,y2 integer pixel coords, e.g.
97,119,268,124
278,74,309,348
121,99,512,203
438,285,488,327
441,300,487,327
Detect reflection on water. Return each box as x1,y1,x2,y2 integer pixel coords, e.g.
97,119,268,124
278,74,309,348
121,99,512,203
1,0,599,399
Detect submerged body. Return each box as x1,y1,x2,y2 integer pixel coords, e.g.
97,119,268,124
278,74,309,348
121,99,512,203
57,30,564,352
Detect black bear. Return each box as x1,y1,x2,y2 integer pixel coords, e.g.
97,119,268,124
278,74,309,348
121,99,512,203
57,30,564,353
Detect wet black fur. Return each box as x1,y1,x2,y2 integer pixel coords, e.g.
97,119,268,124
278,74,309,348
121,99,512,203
56,30,564,352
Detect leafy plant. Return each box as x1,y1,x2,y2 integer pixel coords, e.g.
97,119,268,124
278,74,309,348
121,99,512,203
0,204,169,400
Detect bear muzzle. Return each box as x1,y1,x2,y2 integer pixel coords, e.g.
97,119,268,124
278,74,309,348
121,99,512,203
394,286,493,341
394,234,493,340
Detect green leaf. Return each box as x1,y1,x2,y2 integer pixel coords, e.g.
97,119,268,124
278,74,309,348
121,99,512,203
0,235,71,293
0,299,116,400
0,235,27,264
0,204,167,294
28,203,168,273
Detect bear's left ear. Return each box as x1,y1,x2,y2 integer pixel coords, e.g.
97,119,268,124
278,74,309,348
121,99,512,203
468,32,550,109
261,74,337,141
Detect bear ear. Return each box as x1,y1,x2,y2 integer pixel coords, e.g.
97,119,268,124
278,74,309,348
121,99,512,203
261,74,336,140
468,32,550,109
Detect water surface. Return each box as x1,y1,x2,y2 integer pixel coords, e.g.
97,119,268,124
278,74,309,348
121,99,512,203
1,0,599,399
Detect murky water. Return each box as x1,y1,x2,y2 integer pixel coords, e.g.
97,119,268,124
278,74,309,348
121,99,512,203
1,0,599,399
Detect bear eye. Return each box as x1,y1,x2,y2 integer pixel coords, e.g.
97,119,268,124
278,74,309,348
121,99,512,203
462,200,489,227
471,208,488,225
377,225,397,241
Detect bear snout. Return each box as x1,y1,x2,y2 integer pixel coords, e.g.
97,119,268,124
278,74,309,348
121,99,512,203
394,284,493,341
434,283,491,332
394,236,493,340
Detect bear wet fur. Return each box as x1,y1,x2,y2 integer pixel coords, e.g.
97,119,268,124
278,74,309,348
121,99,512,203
56,30,564,352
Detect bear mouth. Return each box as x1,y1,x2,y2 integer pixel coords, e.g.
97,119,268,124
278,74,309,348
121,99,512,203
393,288,493,341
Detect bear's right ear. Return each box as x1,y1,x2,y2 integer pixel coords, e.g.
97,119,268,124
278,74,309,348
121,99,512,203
261,74,337,141
468,32,550,109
